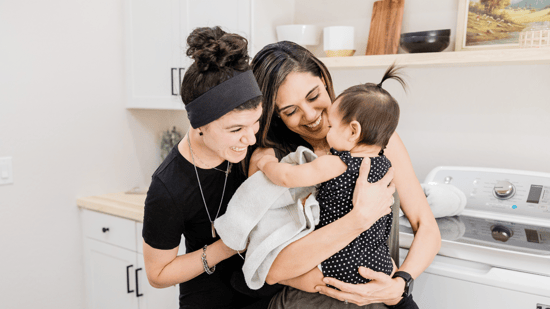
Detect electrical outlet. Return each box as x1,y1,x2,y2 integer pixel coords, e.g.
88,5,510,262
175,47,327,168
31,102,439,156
537,304,550,309
0,157,13,185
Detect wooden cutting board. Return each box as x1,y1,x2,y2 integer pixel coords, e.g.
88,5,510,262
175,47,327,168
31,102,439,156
366,0,405,55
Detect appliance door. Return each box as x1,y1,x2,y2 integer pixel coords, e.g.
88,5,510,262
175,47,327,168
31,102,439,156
400,249,550,309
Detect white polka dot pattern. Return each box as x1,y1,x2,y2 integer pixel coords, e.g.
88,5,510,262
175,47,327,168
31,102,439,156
316,148,393,285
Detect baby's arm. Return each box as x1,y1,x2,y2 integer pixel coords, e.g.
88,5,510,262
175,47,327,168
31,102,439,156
257,154,346,188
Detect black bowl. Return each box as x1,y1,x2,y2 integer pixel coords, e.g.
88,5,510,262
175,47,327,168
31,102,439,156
399,34,450,53
401,29,451,38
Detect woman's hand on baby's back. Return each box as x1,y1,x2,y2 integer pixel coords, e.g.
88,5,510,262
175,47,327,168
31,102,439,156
351,158,395,231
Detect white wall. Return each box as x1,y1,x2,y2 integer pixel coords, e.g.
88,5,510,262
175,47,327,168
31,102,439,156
0,1,187,308
295,0,550,180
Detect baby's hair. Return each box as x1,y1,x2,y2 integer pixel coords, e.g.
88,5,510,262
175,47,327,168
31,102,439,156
336,63,406,148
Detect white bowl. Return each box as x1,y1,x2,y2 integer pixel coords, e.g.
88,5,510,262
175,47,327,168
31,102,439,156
276,25,320,46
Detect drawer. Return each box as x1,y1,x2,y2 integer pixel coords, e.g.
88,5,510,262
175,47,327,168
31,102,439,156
82,209,137,251
136,222,186,255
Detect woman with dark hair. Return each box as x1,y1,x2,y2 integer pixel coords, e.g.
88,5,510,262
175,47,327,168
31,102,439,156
142,26,397,309
248,41,441,308
141,26,280,309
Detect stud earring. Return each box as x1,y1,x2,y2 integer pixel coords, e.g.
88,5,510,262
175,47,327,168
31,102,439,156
199,132,203,136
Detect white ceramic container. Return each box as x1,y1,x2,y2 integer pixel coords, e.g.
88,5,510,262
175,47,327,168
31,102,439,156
323,26,355,53
276,24,320,46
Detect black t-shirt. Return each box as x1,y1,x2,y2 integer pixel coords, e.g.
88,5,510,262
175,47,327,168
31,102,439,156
143,146,279,309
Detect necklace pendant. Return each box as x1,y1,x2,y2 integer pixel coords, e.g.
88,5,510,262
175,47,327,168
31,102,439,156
211,222,216,238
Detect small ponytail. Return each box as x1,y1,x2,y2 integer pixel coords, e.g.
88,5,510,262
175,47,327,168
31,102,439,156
377,63,407,92
335,62,406,148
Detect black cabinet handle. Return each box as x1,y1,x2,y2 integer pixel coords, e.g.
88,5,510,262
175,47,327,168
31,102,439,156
135,268,144,297
171,68,177,95
102,227,109,233
126,265,134,293
178,67,185,96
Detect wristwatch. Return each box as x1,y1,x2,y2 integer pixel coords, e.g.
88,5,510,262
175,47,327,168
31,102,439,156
392,271,414,297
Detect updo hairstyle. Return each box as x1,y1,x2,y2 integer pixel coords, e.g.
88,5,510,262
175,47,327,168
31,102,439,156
180,26,260,111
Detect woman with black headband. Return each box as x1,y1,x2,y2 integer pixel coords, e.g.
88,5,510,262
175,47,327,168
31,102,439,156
141,27,281,308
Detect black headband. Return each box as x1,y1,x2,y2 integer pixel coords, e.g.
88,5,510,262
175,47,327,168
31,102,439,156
185,70,262,129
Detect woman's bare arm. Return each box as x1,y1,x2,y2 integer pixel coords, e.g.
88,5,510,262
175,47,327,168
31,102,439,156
143,239,237,288
278,268,325,293
385,132,441,279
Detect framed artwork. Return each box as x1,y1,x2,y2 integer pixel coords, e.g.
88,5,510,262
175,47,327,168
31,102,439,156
455,0,550,51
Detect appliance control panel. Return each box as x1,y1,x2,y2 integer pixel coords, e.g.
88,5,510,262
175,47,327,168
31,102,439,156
424,167,550,219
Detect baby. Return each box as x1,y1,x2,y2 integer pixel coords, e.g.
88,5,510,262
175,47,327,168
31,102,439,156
257,64,405,285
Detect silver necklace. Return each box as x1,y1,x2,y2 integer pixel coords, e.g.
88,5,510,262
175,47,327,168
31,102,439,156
187,135,231,238
187,135,229,174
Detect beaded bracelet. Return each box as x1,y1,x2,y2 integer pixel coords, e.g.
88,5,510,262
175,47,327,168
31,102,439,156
201,245,216,275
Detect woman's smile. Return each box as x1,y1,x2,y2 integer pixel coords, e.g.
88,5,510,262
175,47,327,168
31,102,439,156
305,114,322,128
230,146,247,152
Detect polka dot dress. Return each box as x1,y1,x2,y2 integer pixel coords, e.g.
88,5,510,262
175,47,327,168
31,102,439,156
316,148,393,284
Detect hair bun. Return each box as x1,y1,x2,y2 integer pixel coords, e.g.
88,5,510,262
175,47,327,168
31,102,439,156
186,26,250,72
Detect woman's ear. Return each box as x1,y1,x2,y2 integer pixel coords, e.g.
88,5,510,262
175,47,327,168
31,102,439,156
348,120,362,143
320,76,328,89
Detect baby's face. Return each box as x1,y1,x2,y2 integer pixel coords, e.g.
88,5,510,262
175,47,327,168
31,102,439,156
326,98,354,152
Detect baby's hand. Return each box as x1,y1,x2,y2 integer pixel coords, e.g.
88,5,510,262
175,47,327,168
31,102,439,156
257,155,278,171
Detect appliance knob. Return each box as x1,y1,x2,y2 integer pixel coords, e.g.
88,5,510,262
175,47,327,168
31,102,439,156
493,180,515,199
491,225,513,242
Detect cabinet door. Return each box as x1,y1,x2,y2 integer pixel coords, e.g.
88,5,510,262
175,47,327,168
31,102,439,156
186,0,251,51
124,0,187,110
84,239,139,309
136,253,180,309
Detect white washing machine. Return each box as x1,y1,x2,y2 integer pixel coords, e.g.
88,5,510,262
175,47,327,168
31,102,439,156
399,167,550,309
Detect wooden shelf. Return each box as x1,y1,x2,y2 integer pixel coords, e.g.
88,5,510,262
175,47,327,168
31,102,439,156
318,48,550,69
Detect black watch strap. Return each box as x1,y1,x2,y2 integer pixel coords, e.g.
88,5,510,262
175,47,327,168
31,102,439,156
392,271,414,297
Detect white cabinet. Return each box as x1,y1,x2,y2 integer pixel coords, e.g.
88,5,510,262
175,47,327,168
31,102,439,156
124,0,187,110
82,209,181,309
187,0,251,46
124,0,294,110
84,239,139,309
